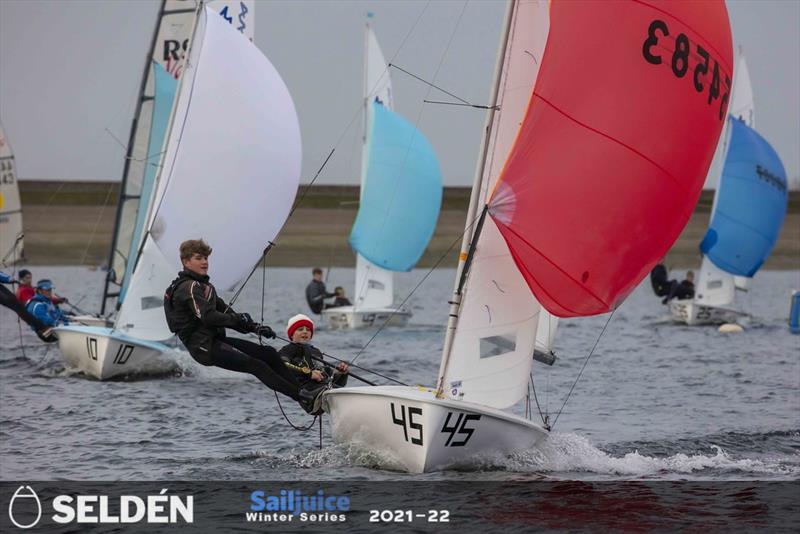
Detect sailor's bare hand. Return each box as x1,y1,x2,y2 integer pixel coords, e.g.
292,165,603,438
311,370,324,382
336,362,349,374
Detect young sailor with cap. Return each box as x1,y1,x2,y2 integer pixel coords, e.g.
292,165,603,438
279,314,349,414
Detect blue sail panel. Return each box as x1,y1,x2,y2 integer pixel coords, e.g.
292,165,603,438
119,62,178,302
701,117,788,277
349,102,443,272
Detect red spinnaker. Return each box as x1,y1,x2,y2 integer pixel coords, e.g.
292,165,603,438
489,0,733,317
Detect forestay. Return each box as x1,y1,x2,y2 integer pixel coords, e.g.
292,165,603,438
438,0,550,410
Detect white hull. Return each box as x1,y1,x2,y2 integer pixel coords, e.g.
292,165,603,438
323,385,548,473
67,314,112,328
669,300,747,326
54,326,177,380
321,306,411,329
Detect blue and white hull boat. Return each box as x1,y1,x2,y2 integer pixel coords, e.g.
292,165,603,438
55,326,175,380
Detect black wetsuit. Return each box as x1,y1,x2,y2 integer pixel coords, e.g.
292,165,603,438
650,264,677,297
164,268,301,401
671,280,695,300
278,342,348,390
305,280,333,314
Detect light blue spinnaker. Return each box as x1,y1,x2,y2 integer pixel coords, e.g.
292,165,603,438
349,101,442,272
119,62,178,303
700,117,788,278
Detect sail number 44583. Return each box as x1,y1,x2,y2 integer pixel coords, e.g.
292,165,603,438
390,403,481,447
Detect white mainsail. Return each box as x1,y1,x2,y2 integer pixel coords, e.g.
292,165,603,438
0,121,23,266
116,5,301,340
353,25,395,310
437,0,552,409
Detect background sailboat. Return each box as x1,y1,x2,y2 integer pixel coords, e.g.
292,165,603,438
671,53,788,326
0,121,23,267
55,1,302,379
324,0,732,473
321,21,442,330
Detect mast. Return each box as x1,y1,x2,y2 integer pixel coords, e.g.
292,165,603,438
122,0,206,286
436,0,515,397
101,0,167,314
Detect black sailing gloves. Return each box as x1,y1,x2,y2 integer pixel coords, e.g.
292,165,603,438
235,312,276,339
254,324,276,339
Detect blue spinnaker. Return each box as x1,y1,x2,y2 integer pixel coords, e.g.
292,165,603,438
700,117,788,277
120,62,178,302
349,101,442,272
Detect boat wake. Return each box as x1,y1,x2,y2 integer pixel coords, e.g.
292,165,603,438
492,432,800,479
232,431,800,479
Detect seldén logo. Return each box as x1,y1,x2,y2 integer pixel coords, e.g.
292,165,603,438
7,485,193,528
8,486,42,529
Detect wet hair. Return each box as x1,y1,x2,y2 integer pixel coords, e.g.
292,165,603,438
18,269,31,279
179,239,212,260
312,267,323,275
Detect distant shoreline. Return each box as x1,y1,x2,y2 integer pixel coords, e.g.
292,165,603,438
13,181,800,269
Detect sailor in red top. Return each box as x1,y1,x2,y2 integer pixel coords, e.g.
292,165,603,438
15,269,67,306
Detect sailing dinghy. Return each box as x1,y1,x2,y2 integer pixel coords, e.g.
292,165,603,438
324,0,733,472
321,21,442,330
55,1,301,379
670,53,788,325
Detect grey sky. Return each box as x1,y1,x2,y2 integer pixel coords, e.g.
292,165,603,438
1,0,798,187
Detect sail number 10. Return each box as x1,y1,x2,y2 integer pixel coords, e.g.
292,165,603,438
390,403,481,447
642,19,730,121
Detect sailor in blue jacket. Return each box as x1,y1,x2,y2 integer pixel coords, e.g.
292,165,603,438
25,279,69,328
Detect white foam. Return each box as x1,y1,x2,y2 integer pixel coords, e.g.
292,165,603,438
494,433,800,479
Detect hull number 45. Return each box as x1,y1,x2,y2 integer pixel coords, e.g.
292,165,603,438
390,403,481,447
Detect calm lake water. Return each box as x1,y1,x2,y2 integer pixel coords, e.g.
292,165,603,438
1,266,798,482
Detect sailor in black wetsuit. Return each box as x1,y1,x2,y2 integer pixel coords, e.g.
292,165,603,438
650,262,677,298
164,239,321,411
305,267,334,314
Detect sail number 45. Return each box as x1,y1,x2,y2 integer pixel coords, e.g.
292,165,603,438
390,404,481,447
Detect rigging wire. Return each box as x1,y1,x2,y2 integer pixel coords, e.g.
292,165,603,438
550,310,617,430
529,372,549,429
254,248,319,431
